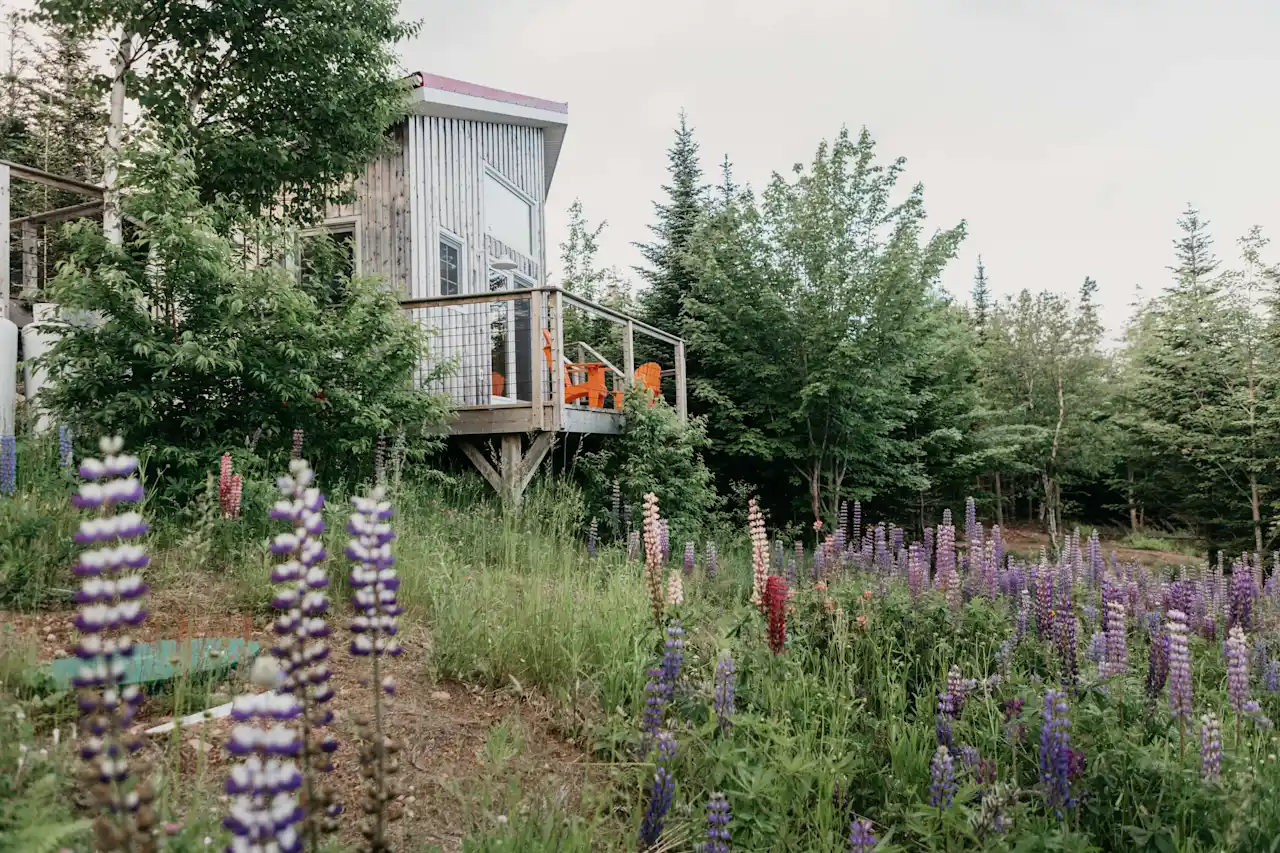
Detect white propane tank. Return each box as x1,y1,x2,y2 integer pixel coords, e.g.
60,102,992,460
21,303,61,434
0,315,17,437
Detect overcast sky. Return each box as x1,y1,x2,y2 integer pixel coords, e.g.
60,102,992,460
403,0,1280,334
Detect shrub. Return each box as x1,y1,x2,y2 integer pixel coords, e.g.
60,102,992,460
39,145,449,506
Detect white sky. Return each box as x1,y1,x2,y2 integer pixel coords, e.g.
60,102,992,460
402,0,1280,332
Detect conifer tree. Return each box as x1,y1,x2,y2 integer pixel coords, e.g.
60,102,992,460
971,255,991,334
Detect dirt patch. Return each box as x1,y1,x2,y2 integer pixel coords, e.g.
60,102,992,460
998,525,1197,570
3,582,606,852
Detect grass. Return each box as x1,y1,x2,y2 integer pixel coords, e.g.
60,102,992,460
6,431,1280,852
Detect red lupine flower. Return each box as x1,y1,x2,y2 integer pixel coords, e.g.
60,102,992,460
765,575,787,655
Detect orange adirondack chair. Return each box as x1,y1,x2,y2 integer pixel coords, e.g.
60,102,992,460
543,330,609,408
612,362,662,409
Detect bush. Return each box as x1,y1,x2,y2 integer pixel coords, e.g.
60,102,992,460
39,146,449,506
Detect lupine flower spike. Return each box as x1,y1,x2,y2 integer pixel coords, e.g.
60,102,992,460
58,424,74,471
929,746,956,810
347,485,404,852
705,793,731,853
765,575,788,655
0,433,15,495
713,651,736,734
638,732,677,851
1225,626,1251,745
1039,690,1074,816
642,494,665,625
748,498,768,610
268,459,341,840
1200,712,1222,781
71,436,156,853
666,571,684,606
849,817,877,853
1167,609,1193,755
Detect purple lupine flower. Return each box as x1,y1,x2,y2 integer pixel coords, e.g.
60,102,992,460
346,484,405,847
936,691,954,750
1034,564,1054,640
936,523,960,609
1226,626,1251,721
1003,697,1026,744
641,667,667,741
1056,602,1079,686
683,541,695,576
1200,712,1222,781
929,746,956,810
611,480,622,536
627,530,641,561
1145,624,1170,699
1266,660,1280,693
852,500,862,544
223,686,306,853
705,793,731,853
1039,690,1074,815
1087,631,1106,664
268,458,341,836
1167,610,1193,722
58,424,74,471
0,433,15,494
587,517,598,561
849,817,876,853
1087,529,1103,586
713,652,736,734
706,542,718,579
1016,589,1030,644
374,434,387,488
907,543,925,598
1103,600,1128,682
659,519,670,562
662,620,685,698
639,732,677,850
964,496,977,543
70,437,156,850
1229,567,1257,631
874,523,888,572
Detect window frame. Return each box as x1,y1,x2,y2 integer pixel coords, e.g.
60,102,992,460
298,215,362,276
438,228,465,296
482,166,536,259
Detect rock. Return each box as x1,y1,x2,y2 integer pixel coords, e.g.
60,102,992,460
429,691,451,702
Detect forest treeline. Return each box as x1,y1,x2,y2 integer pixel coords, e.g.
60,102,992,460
559,114,1280,553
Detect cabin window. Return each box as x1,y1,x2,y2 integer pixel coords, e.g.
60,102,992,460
483,170,533,258
299,222,358,305
439,234,462,296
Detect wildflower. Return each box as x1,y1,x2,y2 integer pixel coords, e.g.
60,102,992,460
713,652,736,734
638,732,677,851
610,479,622,535
935,523,960,610
848,817,876,853
659,519,670,562
269,459,340,837
856,614,867,631
1167,609,1193,722
1226,626,1251,721
587,517,598,561
627,530,641,562
1087,631,1106,664
223,692,306,853
218,454,243,520
1200,712,1222,781
907,543,925,597
1145,625,1170,699
58,424,73,471
705,793,731,853
346,484,405,850
642,494,665,625
1103,600,1128,682
765,575,787,655
683,541,695,576
0,433,14,495
936,692,954,750
929,746,956,810
640,668,667,742
748,498,768,609
706,542,718,579
666,571,684,607
291,427,304,460
1039,690,1074,815
374,434,387,487
70,436,155,852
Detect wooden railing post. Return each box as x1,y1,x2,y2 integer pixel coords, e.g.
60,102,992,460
21,222,37,299
528,289,544,430
623,319,635,387
674,340,688,422
549,288,565,431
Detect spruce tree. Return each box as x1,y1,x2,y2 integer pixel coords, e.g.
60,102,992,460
635,110,706,338
971,255,991,334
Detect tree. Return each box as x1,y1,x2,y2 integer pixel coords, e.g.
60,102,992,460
557,198,633,367
39,147,448,503
635,110,706,339
683,126,966,523
31,0,419,228
971,255,991,334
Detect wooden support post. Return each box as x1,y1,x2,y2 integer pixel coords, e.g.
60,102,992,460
462,432,555,507
1,163,9,321
623,320,635,386
500,435,521,504
674,340,688,422
528,289,544,428
549,289,565,432
21,222,37,299
460,440,503,494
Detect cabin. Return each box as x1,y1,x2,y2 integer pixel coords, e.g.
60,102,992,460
1,72,687,503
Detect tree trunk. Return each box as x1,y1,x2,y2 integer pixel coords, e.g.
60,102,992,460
1251,473,1263,554
103,30,130,246
1127,465,1139,533
994,472,1004,527
809,462,821,524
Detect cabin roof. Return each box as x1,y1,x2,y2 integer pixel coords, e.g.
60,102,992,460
406,72,568,195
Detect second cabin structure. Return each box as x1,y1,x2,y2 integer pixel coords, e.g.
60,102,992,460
313,72,687,501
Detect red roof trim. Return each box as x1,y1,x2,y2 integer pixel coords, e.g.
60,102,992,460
410,72,568,115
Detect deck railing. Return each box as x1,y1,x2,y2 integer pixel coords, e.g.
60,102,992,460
399,286,686,434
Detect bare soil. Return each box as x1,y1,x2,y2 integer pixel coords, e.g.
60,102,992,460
998,525,1198,570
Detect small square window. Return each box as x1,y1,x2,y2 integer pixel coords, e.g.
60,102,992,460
439,237,462,296
300,226,357,305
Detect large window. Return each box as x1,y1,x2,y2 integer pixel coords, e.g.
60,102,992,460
483,171,533,258
439,234,462,296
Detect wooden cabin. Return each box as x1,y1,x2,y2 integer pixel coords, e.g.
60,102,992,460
312,72,687,501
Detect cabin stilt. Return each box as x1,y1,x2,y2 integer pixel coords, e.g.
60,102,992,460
460,432,554,506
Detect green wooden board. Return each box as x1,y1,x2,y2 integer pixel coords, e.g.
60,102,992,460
40,637,262,691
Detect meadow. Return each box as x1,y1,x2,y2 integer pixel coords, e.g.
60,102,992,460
4,430,1280,853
